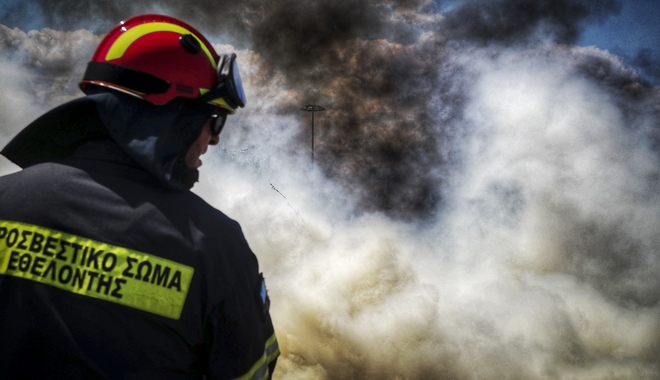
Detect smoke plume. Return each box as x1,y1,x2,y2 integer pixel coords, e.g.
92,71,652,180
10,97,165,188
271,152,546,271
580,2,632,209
2,0,660,378
442,0,621,44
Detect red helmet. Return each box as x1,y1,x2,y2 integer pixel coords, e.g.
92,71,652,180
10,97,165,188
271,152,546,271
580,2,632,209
79,14,245,114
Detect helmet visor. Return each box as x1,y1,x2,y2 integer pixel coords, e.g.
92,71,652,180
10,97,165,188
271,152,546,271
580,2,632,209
228,57,246,107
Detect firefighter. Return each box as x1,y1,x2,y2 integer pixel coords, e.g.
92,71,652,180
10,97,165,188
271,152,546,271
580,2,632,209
0,14,278,379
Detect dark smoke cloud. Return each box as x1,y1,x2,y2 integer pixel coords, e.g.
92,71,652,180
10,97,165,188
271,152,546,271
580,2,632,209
442,0,621,45
245,0,449,219
633,48,660,85
246,1,444,220
243,0,626,220
567,46,660,149
301,38,455,219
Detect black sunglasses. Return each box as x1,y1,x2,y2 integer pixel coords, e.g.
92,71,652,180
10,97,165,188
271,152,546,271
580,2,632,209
210,113,227,136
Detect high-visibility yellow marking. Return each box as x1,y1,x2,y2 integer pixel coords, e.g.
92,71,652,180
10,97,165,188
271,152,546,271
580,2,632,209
0,220,194,320
265,333,280,363
199,88,236,113
106,22,217,70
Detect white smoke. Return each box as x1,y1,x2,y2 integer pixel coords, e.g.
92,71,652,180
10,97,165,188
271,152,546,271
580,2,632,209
192,42,660,378
0,58,38,175
1,20,659,380
0,25,99,175
425,46,660,378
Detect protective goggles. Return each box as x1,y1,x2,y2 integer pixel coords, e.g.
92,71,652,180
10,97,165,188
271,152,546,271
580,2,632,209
200,53,246,112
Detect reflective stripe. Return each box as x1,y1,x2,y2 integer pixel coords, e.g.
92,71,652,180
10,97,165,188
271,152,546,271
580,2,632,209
233,333,280,380
106,23,217,70
85,81,146,97
0,220,194,320
266,334,280,364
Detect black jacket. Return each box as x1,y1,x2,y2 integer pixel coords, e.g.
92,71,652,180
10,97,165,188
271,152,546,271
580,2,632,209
0,140,278,377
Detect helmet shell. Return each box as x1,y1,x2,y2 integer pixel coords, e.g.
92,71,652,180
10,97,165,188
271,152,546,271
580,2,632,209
80,14,235,112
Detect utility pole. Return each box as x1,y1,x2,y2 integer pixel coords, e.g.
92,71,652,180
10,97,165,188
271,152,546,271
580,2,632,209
301,104,326,165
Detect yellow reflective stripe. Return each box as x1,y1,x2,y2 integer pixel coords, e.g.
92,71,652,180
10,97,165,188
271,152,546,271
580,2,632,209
106,23,217,70
0,220,194,320
233,352,266,380
232,333,280,380
199,88,237,114
265,333,280,363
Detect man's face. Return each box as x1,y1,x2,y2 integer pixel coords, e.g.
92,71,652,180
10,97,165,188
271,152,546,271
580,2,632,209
185,118,220,169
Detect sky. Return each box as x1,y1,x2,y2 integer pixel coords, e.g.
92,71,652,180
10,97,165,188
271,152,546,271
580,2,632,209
1,1,660,379
577,0,660,84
